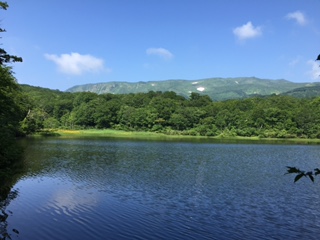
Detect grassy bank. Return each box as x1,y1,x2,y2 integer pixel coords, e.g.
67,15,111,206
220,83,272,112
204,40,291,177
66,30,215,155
58,129,171,138
31,129,320,145
40,129,208,140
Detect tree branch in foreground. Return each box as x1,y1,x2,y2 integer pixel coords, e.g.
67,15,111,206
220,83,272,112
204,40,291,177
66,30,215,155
285,166,320,183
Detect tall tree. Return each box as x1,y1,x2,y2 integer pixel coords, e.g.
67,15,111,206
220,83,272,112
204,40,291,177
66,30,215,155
0,1,25,168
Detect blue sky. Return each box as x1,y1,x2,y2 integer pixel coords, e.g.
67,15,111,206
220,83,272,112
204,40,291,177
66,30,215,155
2,0,320,90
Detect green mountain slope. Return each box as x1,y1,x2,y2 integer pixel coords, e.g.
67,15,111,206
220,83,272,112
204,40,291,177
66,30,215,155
66,77,309,101
281,82,320,98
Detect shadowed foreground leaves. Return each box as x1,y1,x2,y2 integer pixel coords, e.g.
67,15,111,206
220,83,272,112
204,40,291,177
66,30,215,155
286,166,320,183
0,189,19,239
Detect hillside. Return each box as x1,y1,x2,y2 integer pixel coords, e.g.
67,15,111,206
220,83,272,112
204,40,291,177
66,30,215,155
66,77,310,101
19,82,320,139
281,83,320,98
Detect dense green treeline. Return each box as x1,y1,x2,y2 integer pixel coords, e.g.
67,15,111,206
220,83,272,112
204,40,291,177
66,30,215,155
0,67,28,170
20,84,320,139
0,2,26,171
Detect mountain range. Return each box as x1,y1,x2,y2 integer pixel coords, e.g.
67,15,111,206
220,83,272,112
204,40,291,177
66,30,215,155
66,77,319,101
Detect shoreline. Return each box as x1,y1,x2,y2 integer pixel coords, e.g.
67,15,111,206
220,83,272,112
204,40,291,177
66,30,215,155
29,129,320,145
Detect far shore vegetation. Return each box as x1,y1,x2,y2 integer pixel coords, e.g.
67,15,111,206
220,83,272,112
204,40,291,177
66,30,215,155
20,87,320,141
31,128,320,145
1,2,320,184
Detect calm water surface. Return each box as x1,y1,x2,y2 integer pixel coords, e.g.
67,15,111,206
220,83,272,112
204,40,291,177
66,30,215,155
3,138,320,239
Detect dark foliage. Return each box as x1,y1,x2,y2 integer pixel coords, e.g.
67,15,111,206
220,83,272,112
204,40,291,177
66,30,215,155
285,166,320,183
0,2,25,170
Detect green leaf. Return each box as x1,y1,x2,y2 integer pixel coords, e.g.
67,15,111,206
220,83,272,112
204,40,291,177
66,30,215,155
294,173,305,183
286,166,301,174
314,168,320,176
306,172,314,182
0,2,9,10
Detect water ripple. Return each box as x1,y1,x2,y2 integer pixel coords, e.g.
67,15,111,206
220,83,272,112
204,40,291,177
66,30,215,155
5,139,320,239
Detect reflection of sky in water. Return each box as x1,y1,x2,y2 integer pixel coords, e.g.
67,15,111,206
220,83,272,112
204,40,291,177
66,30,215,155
47,179,100,216
10,176,101,217
7,176,109,240
5,139,320,239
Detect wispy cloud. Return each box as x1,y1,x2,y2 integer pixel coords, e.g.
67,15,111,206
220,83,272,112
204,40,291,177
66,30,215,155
233,21,262,41
288,56,301,67
45,52,106,75
286,11,307,26
307,60,320,80
146,48,174,60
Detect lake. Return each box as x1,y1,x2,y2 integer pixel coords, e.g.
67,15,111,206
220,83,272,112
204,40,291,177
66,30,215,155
2,137,320,239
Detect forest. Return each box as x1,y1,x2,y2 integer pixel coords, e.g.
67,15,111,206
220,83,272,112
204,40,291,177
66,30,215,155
1,1,320,178
20,84,320,139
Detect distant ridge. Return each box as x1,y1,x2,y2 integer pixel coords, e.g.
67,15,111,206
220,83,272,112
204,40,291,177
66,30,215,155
66,77,311,101
282,82,320,98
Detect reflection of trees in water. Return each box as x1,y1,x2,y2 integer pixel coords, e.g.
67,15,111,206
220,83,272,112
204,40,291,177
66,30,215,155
0,189,19,239
0,156,26,240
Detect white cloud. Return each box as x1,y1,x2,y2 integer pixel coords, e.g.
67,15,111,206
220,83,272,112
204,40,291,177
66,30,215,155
307,60,320,80
45,52,106,75
233,21,262,41
286,11,307,26
146,48,174,60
